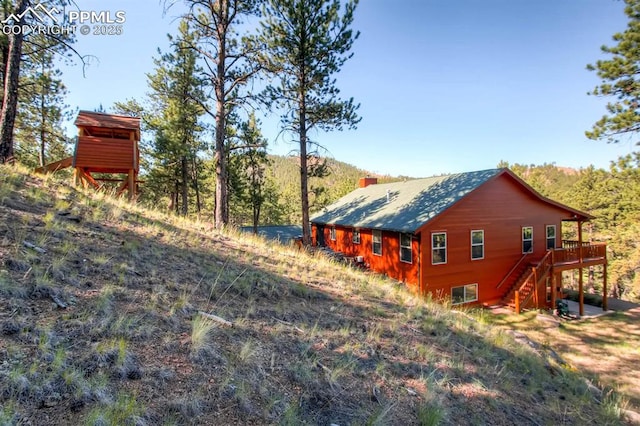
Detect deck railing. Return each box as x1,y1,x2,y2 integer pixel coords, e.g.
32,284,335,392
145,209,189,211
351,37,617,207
553,241,606,265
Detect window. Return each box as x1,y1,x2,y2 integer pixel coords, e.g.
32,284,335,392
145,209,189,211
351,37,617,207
451,284,478,305
522,226,533,253
471,230,484,260
432,232,447,264
352,228,361,244
330,227,336,241
546,225,556,250
400,233,412,263
372,230,382,256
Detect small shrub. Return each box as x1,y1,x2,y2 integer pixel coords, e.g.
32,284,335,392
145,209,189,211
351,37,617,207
86,391,145,426
417,401,445,426
190,314,216,354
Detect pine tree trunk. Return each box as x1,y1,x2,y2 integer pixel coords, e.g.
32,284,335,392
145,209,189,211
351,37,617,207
181,156,188,216
587,266,594,293
298,41,311,246
213,0,228,230
0,0,27,164
192,156,201,214
0,2,12,109
1,43,7,109
299,95,310,246
39,63,46,167
252,186,260,234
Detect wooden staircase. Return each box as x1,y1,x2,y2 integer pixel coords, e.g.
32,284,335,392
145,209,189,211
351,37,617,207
34,156,73,174
500,250,554,313
501,265,535,309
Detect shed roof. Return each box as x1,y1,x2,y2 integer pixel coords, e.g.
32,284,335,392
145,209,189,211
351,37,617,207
75,111,141,131
310,168,592,233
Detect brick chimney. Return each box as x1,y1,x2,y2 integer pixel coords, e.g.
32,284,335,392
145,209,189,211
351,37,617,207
359,177,378,188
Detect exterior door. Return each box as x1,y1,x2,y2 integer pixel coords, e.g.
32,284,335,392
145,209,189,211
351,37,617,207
317,225,325,246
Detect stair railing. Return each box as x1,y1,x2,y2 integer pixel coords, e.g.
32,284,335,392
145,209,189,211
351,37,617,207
496,252,530,289
516,250,553,313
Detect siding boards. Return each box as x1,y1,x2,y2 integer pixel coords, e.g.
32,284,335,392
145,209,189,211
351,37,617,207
74,136,135,172
313,172,583,306
419,173,567,303
317,225,420,287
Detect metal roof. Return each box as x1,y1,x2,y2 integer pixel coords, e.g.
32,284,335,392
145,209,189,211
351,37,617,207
311,168,503,233
240,225,302,243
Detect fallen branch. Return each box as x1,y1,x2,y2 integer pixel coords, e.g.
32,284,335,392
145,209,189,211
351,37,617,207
198,311,233,327
271,316,304,334
22,267,32,281
23,241,46,254
50,293,68,309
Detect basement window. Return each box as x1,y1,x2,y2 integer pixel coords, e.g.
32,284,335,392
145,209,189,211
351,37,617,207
372,230,382,256
352,229,361,244
522,226,533,254
546,225,556,250
432,232,447,264
330,226,336,241
400,233,412,263
451,284,478,305
471,230,484,260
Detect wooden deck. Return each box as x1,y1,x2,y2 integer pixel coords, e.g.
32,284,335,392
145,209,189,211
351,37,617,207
551,240,607,271
504,240,607,314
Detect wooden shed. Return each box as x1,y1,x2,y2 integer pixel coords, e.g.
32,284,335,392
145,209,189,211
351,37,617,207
36,111,141,200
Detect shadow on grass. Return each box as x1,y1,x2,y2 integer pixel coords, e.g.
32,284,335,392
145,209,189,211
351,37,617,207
0,169,626,425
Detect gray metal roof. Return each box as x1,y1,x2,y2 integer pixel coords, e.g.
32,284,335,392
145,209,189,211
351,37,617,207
240,225,302,243
310,168,503,233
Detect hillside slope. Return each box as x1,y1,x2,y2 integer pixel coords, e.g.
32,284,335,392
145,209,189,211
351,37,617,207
0,165,624,425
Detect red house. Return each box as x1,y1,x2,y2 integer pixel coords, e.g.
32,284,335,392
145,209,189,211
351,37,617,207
310,168,608,314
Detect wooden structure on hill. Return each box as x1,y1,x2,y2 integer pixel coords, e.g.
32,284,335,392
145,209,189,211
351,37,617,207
311,169,608,316
36,111,141,200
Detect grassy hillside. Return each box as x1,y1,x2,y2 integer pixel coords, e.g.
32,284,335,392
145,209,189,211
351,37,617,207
0,165,626,425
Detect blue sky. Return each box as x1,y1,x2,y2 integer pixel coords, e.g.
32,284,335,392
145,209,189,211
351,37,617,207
60,0,634,177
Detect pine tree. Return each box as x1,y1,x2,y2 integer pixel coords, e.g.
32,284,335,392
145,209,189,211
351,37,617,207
229,112,269,232
14,33,73,168
174,0,263,229
1,0,80,164
587,0,640,144
146,20,206,216
0,0,27,163
259,0,360,245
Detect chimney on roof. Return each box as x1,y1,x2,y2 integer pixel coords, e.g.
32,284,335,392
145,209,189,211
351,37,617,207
359,177,377,188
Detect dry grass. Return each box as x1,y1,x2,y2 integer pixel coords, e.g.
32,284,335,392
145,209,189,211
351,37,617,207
484,307,640,414
0,164,627,425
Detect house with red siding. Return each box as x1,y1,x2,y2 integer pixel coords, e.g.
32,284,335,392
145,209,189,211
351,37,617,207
310,168,608,314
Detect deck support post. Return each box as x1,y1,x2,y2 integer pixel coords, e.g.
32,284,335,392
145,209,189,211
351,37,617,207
127,169,136,202
602,263,608,311
533,268,539,309
550,272,556,312
578,220,584,317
